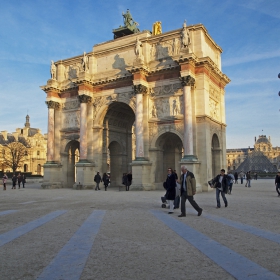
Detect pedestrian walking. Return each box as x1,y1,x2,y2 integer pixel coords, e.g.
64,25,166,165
22,174,26,188
126,171,132,191
17,173,22,189
11,174,17,189
164,167,176,214
239,171,244,184
275,171,280,197
211,169,228,208
94,172,102,190
102,173,110,191
245,171,252,187
2,173,8,190
234,172,238,184
178,166,203,217
227,172,235,194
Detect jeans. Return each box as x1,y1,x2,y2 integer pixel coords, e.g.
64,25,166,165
240,177,243,184
276,183,280,195
95,182,100,190
246,180,251,187
216,188,227,208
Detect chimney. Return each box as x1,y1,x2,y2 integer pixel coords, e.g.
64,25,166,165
12,132,19,141
1,131,7,141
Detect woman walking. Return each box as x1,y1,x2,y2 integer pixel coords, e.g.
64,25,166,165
2,173,8,190
164,168,176,214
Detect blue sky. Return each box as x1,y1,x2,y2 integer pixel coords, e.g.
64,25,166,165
0,0,279,149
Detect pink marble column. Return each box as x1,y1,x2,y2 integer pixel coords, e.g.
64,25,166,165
45,101,60,163
78,94,92,162
180,75,196,160
134,84,147,159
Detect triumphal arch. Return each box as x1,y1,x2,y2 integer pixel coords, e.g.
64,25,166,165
41,14,230,191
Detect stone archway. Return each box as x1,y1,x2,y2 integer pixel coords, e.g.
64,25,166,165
211,133,221,178
154,132,183,185
65,140,80,186
102,102,135,188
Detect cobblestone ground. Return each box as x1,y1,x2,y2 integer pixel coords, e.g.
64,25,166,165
0,179,279,280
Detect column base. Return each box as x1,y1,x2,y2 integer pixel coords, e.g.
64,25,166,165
42,163,63,188
130,160,153,190
75,162,96,188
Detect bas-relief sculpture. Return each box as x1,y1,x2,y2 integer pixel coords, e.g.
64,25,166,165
62,111,80,128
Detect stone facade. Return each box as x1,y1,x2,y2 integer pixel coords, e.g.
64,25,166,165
41,21,230,190
0,115,47,175
227,135,280,171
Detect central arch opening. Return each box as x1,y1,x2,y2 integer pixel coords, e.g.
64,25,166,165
102,102,135,187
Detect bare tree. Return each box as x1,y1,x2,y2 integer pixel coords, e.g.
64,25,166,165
1,142,28,173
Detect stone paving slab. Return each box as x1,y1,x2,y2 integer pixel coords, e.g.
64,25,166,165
0,179,279,279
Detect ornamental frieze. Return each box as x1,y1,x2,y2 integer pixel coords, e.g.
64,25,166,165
150,83,182,97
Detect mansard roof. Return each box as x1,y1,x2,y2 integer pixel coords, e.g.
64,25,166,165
236,150,277,173
256,135,270,144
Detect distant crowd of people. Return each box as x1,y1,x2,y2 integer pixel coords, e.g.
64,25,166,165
93,171,133,191
2,173,26,190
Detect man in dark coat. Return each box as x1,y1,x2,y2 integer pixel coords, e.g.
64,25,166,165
165,168,176,214
94,172,102,190
212,169,228,208
127,172,132,191
178,166,203,217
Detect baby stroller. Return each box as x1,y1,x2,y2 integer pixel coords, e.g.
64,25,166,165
161,182,180,209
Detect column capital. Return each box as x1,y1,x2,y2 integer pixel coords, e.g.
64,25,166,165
180,75,195,87
45,100,60,109
78,94,92,104
133,84,148,95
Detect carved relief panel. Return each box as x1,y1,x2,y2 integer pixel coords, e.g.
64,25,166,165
149,83,183,118
62,111,80,128
150,38,181,61
209,86,220,121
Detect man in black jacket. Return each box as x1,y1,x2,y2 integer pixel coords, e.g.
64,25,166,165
94,172,102,191
211,169,228,208
275,171,280,196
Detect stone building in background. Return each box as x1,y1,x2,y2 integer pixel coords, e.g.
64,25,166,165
0,115,47,175
41,15,230,190
226,135,280,172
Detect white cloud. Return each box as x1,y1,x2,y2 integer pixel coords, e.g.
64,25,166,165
223,50,280,67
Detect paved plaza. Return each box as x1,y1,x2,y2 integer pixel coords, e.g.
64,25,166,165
0,179,279,280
